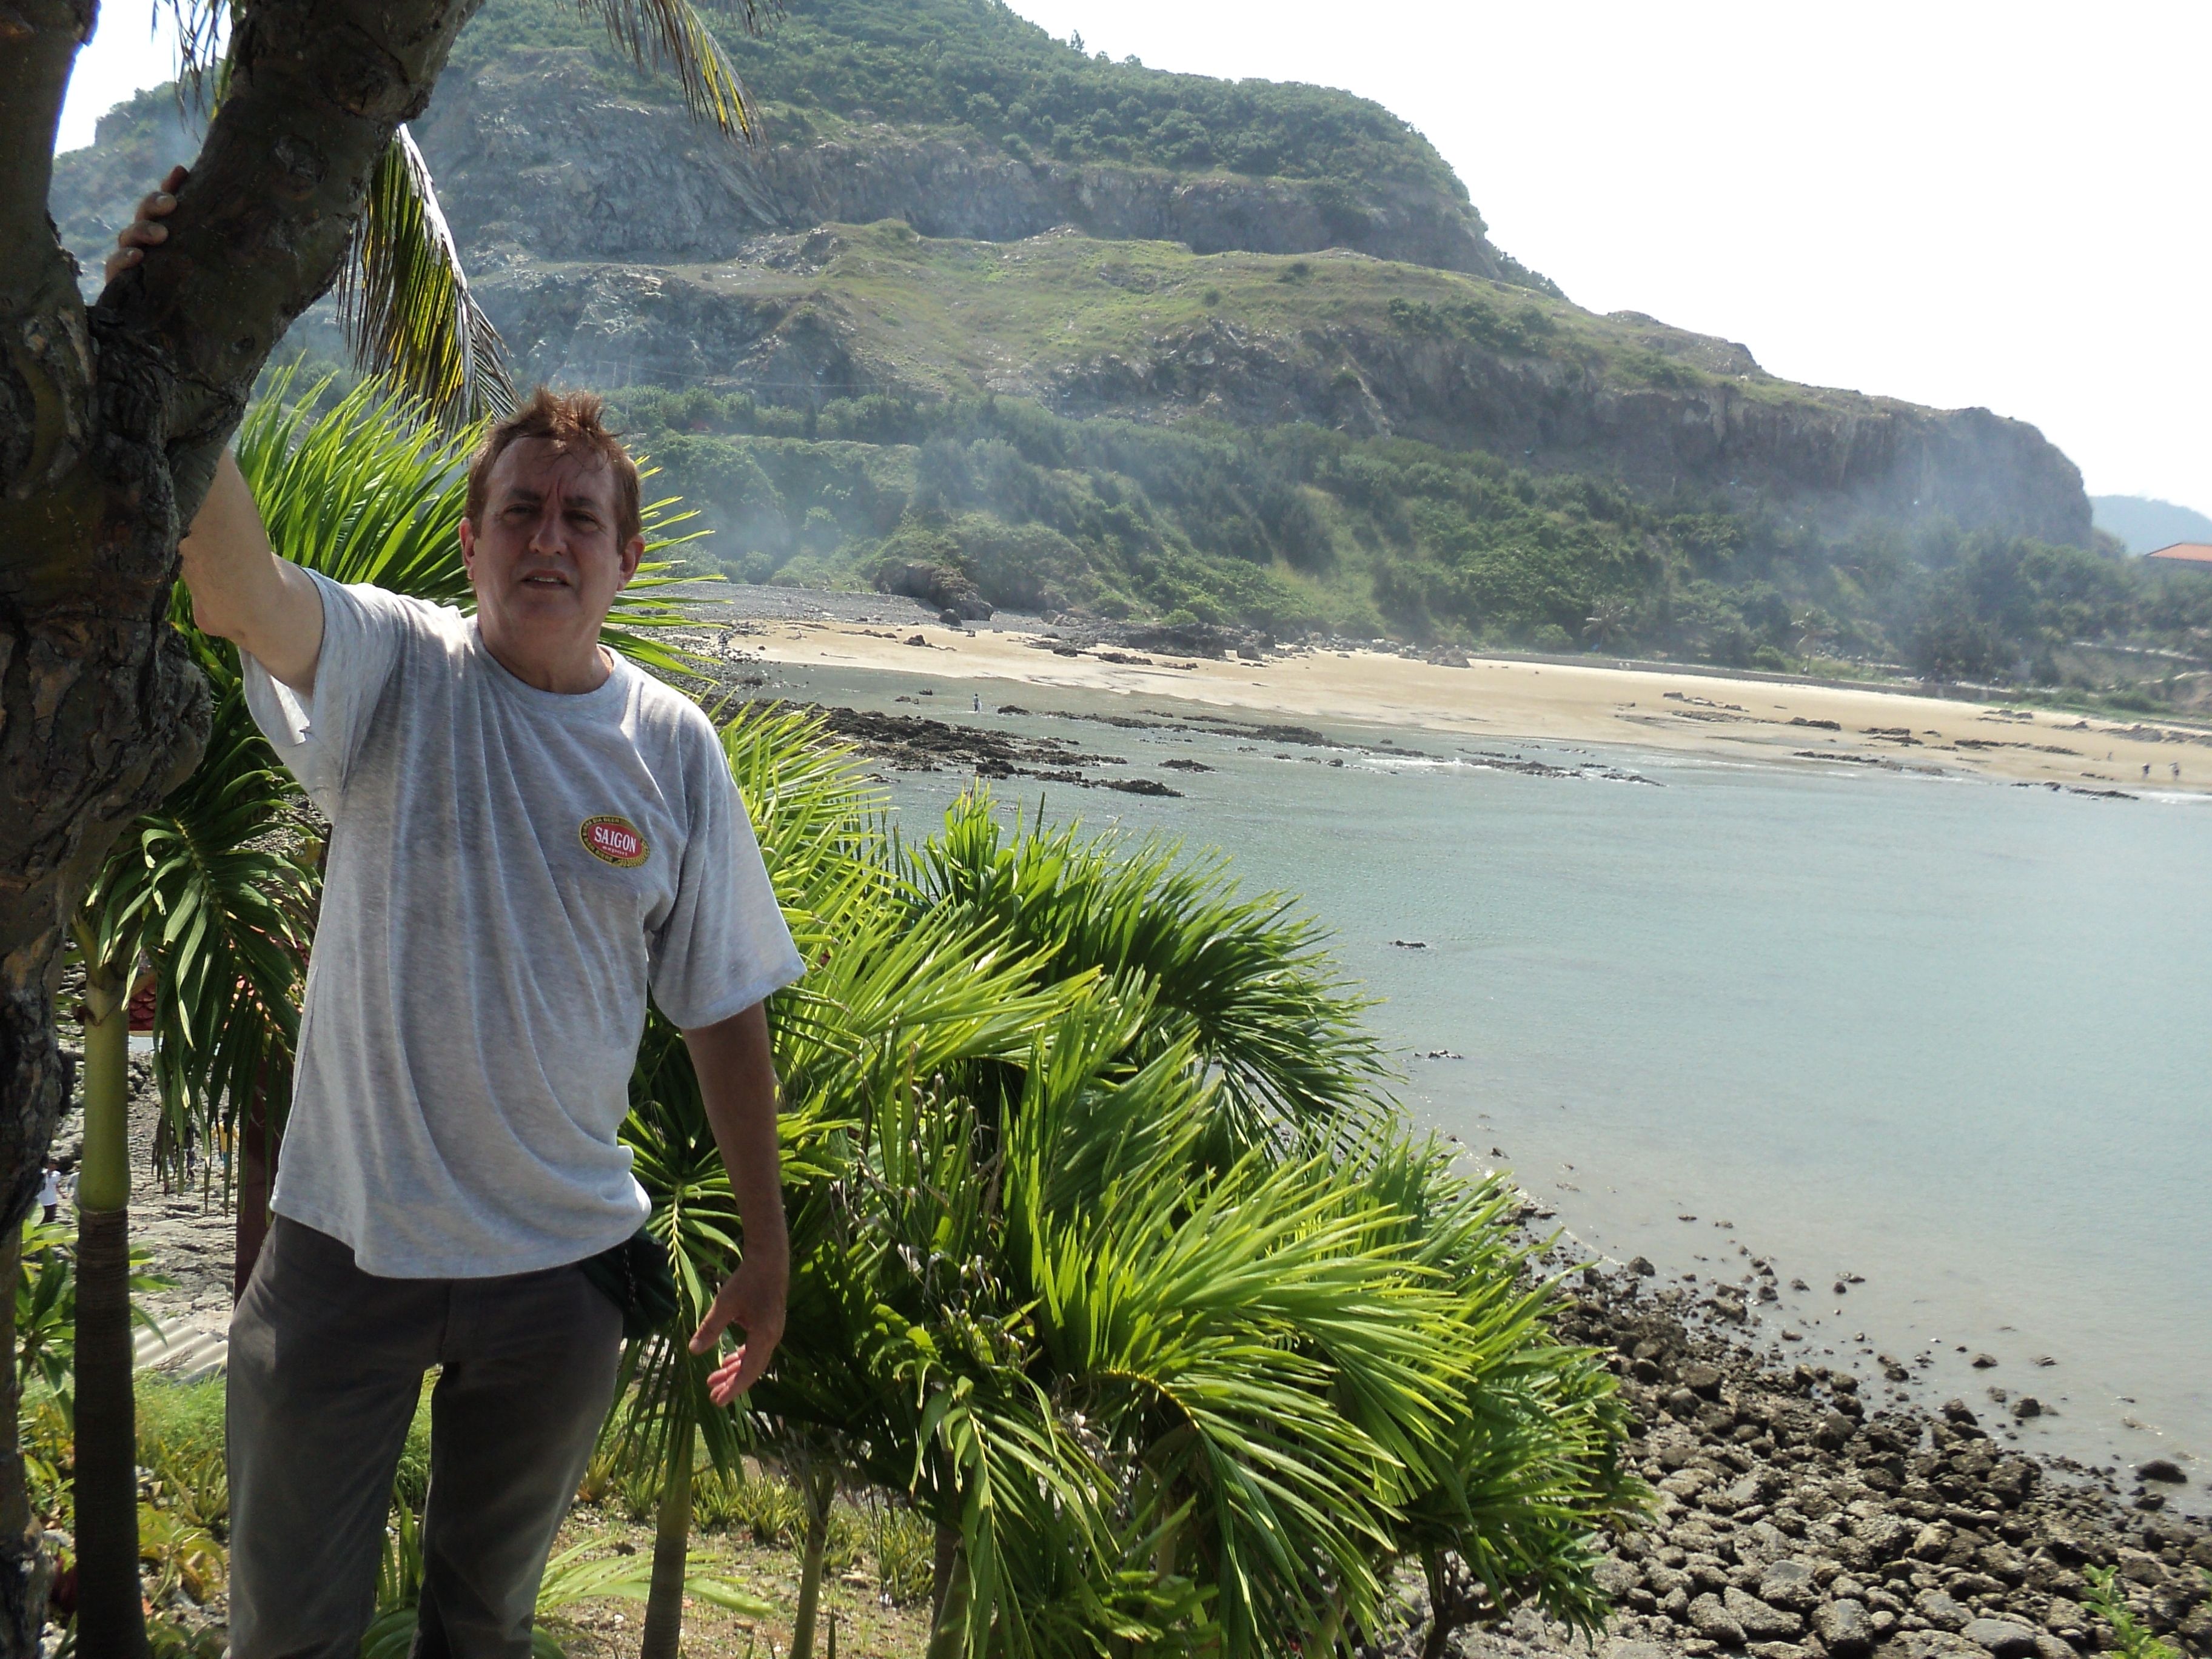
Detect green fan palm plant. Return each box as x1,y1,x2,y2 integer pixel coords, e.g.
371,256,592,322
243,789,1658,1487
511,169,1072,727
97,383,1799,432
617,749,1641,1659
904,797,1392,1150
608,705,1083,1659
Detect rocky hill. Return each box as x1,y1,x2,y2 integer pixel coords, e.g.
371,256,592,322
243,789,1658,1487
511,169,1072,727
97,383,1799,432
384,18,2087,549
54,0,2187,686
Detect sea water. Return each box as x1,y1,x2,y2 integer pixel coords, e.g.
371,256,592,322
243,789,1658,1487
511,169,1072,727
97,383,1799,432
772,662,2212,1496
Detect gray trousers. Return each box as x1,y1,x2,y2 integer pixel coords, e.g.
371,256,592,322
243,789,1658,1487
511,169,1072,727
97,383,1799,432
227,1217,624,1659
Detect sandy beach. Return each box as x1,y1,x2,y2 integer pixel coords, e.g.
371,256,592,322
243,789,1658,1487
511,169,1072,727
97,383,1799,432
703,605,2212,797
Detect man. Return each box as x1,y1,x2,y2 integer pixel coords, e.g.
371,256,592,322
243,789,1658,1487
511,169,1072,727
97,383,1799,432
115,187,803,1659
37,1159,60,1225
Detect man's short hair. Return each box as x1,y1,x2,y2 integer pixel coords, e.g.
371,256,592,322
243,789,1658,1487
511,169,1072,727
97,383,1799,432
465,387,643,548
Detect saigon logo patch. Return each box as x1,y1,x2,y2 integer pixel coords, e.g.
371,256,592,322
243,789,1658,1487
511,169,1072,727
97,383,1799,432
580,814,650,868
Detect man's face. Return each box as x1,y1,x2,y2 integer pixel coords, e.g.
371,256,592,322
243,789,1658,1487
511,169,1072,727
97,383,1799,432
459,438,643,653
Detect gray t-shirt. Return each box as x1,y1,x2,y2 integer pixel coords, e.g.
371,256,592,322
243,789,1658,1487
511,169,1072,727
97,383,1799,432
244,572,803,1277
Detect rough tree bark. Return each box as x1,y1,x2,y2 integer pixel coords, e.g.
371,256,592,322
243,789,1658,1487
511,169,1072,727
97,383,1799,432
0,2,483,1651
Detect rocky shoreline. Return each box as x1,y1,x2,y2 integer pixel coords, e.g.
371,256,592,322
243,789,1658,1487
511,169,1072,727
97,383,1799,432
1437,1236,2211,1659
43,1048,2209,1659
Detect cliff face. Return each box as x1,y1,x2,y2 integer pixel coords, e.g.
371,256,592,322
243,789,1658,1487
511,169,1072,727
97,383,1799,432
412,52,1510,277
457,229,2091,548
1051,320,2093,544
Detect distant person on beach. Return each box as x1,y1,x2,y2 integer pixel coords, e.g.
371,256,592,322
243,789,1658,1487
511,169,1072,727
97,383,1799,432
117,183,803,1659
38,1160,60,1225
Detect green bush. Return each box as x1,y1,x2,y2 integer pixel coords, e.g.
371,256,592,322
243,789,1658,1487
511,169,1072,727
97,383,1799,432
860,1501,935,1605
138,1376,437,1509
137,1377,227,1470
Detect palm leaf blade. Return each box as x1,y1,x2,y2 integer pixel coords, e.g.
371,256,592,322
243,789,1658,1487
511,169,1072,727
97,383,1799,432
336,127,517,429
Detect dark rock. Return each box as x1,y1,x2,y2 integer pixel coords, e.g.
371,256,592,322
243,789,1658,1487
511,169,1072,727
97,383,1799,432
1986,1458,2039,1506
875,560,995,621
1858,1513,1911,1566
1758,1558,1822,1610
1690,1592,1748,1644
1912,1523,1956,1561
1817,1599,1874,1658
2010,1397,2043,1421
1972,1354,1999,1369
1960,1618,2040,1658
1943,1401,1980,1427
1593,1556,1643,1598
1919,1590,1972,1632
1725,1587,1805,1640
1684,1362,1725,1397
2136,1459,2186,1485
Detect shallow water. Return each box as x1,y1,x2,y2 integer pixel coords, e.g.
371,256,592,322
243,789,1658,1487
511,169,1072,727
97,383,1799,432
773,662,2212,1498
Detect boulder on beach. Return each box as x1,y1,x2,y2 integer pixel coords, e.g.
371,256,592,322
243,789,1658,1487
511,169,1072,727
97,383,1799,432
1919,1589,1972,1632
1963,1619,2043,1659
1724,1587,1804,1640
1688,1593,1745,1644
1758,1558,1822,1611
1815,1598,1874,1658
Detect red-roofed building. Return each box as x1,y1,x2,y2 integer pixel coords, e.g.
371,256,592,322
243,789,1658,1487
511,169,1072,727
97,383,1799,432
2146,541,2212,567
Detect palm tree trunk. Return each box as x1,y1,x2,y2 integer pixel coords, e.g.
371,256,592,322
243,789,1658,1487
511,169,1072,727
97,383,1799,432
73,960,149,1659
789,1458,837,1659
0,1223,51,1659
231,1076,278,1302
638,1406,695,1659
925,1524,967,1659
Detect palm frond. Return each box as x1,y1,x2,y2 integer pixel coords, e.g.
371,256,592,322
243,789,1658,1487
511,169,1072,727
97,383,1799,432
75,672,313,1182
336,127,517,429
579,0,766,138
908,789,1394,1149
233,368,480,606
155,0,231,108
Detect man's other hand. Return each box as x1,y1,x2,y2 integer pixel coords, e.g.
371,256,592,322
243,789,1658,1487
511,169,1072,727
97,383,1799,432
691,1241,786,1406
107,165,187,283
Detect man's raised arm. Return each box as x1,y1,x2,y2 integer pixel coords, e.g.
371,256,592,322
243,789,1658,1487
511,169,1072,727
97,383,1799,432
114,172,324,693
180,450,325,694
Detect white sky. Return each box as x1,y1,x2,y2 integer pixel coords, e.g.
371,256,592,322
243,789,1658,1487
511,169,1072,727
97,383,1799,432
55,2,2212,514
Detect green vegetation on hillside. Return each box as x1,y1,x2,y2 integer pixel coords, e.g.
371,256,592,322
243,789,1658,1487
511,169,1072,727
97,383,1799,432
460,0,1439,187
620,383,2212,699
581,220,1771,414
454,0,1561,286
